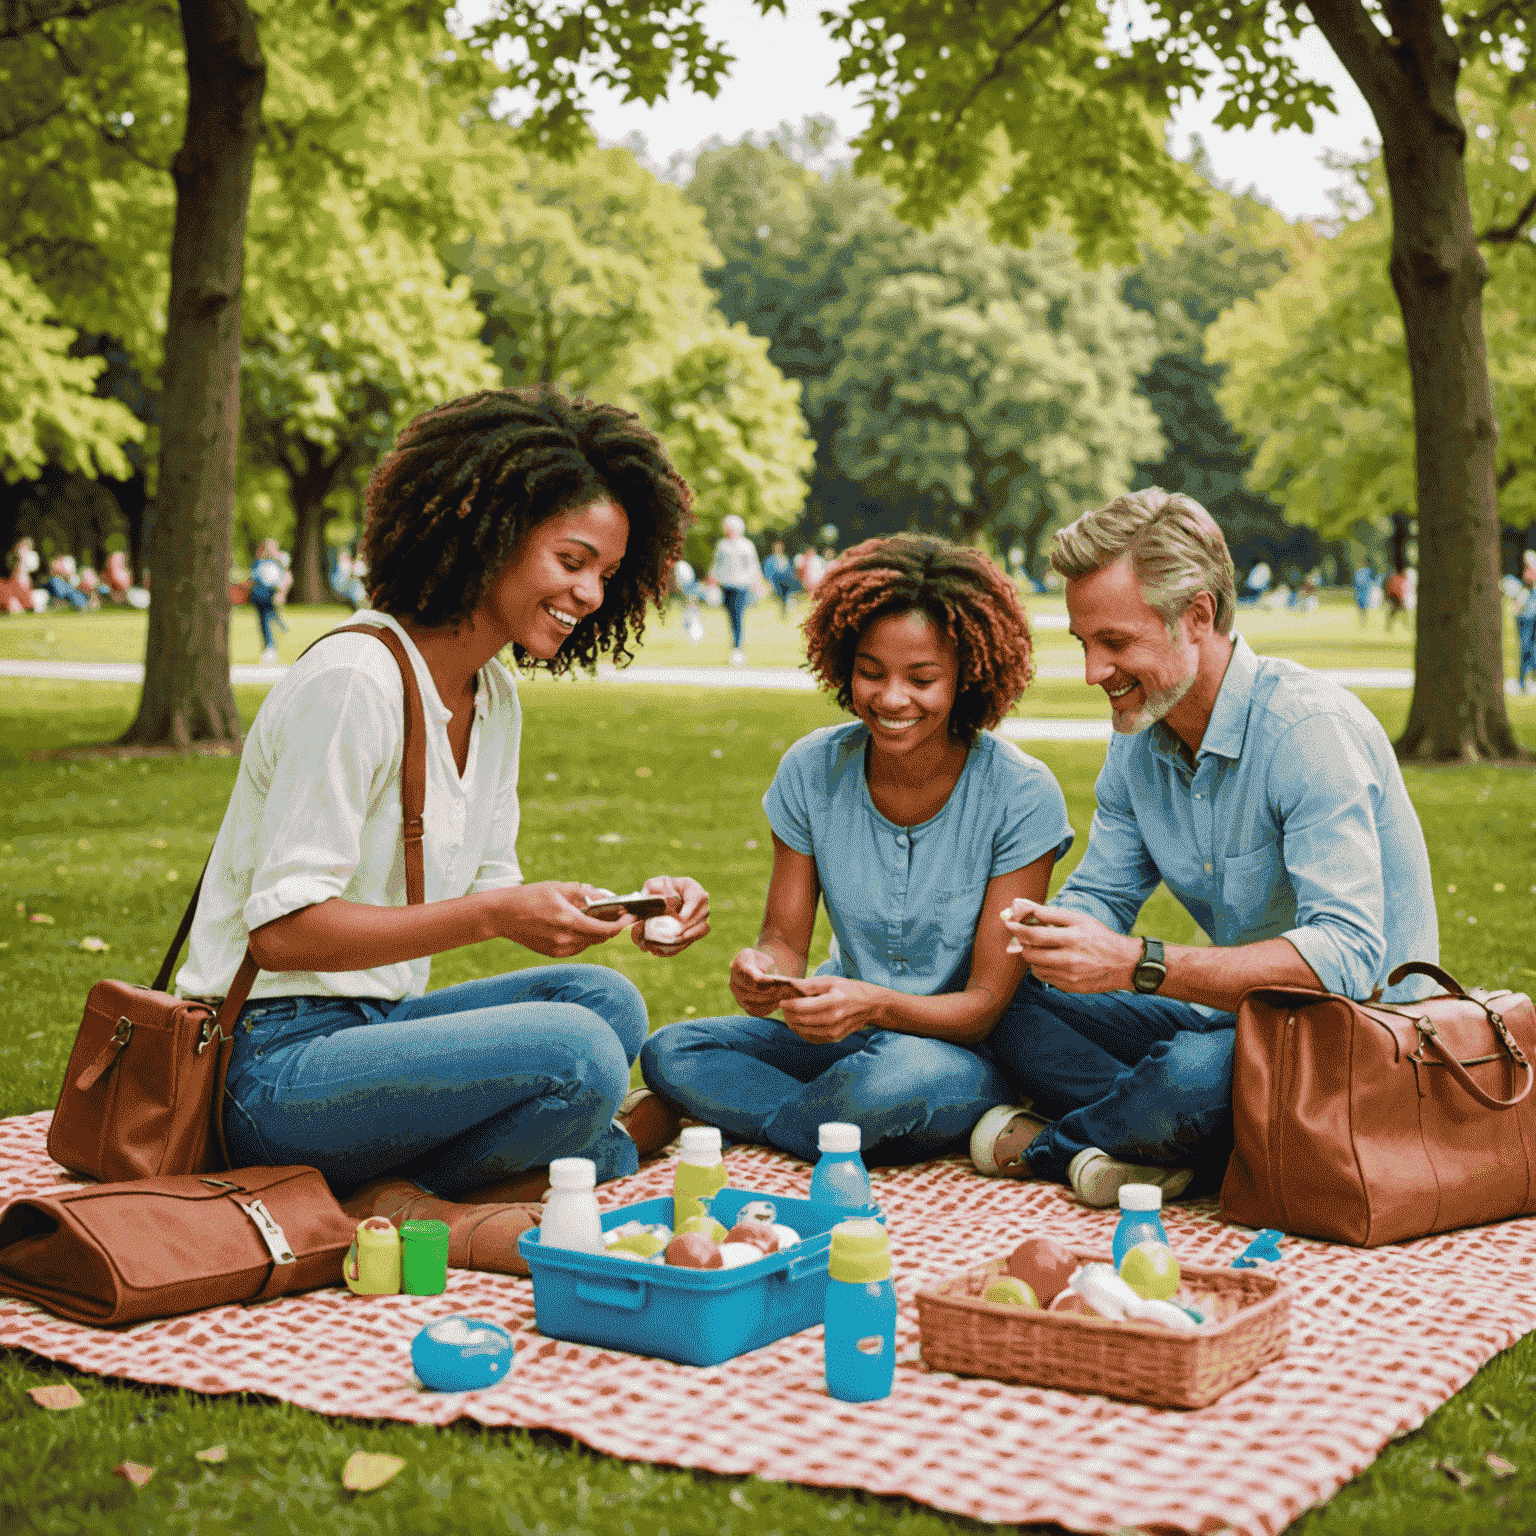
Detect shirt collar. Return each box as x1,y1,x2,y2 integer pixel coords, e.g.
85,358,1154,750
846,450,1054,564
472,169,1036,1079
1146,633,1258,766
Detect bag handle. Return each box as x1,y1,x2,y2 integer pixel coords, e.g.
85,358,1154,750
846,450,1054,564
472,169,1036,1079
149,621,431,1169
1370,960,1532,1111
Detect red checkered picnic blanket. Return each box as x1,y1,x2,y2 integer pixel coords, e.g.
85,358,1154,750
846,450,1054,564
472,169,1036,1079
4,1110,1533,1535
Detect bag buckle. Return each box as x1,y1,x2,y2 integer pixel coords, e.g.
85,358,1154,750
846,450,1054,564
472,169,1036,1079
195,1018,227,1055
113,1016,132,1047
1488,1010,1530,1068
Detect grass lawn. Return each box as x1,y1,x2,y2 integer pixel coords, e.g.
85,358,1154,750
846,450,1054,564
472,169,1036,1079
2,662,1535,1534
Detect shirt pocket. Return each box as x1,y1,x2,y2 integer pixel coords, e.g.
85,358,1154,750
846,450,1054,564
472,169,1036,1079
1220,843,1295,943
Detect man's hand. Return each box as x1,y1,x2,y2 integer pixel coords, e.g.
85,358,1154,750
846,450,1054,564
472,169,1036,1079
781,977,884,1043
488,882,631,958
999,898,1141,994
629,875,711,956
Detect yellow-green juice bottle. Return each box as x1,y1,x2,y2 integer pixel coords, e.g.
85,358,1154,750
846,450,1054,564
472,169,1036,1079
673,1125,726,1228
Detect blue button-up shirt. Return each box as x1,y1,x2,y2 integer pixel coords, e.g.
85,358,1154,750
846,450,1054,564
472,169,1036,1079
1054,636,1438,1003
765,723,1074,994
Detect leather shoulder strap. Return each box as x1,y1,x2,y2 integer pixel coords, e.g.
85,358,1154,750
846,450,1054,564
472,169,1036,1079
153,620,432,988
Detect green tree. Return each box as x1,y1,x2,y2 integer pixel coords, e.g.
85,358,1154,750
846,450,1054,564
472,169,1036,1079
1121,176,1310,578
451,140,812,551
816,223,1163,546
0,260,142,485
1208,81,1535,575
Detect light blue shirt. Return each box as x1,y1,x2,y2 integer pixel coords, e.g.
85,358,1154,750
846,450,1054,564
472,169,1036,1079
1054,636,1438,1004
764,723,1074,995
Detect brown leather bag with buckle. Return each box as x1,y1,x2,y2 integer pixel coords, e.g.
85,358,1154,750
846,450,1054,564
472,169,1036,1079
0,1165,357,1326
46,623,427,1182
1221,961,1536,1246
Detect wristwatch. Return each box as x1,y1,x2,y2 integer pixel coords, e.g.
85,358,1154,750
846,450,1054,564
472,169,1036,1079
1132,937,1167,994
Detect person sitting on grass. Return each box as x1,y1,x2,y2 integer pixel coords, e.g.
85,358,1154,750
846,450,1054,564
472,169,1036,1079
631,534,1073,1166
176,386,710,1275
968,488,1439,1207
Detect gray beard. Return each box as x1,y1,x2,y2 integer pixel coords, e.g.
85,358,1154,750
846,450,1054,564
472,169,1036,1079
1110,668,1197,735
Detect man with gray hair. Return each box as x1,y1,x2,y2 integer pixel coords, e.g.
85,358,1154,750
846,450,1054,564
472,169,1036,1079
969,488,1438,1206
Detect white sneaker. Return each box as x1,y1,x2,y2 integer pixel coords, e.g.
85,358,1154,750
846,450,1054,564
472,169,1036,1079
1066,1147,1193,1208
260,648,278,663
729,649,745,666
969,1103,1048,1178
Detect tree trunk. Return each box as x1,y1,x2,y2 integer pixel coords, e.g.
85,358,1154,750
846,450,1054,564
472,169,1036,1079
120,0,264,748
286,442,345,604
1020,495,1057,581
1309,0,1522,762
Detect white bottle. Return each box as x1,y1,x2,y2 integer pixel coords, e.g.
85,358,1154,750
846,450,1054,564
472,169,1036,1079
538,1157,605,1254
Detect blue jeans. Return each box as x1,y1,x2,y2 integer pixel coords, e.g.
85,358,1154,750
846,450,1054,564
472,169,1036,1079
1518,613,1536,688
985,976,1234,1189
639,1014,1014,1164
721,585,750,648
222,965,648,1196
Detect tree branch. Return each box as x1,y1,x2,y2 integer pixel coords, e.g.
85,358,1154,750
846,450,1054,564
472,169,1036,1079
937,0,1065,147
1480,184,1536,246
0,0,131,39
0,102,65,140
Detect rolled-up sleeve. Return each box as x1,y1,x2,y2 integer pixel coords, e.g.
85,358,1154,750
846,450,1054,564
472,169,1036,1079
1053,756,1161,933
1270,714,1388,999
243,669,397,932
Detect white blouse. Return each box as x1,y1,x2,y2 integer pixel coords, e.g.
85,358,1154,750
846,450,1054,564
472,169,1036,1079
176,611,523,1002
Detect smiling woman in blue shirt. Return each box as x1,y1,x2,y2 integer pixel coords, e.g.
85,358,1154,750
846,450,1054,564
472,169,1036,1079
637,535,1074,1164
970,488,1438,1208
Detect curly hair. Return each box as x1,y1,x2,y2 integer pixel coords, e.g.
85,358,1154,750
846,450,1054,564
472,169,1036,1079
801,534,1035,745
361,387,693,673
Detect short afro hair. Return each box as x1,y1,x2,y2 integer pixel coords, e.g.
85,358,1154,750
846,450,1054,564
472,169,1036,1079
361,386,693,673
801,534,1035,745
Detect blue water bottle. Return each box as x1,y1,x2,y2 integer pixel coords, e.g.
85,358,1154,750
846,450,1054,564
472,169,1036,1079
823,1218,897,1403
808,1122,873,1210
1111,1184,1171,1269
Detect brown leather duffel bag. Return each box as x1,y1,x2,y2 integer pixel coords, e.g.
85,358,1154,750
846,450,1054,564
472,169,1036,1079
1222,961,1536,1247
0,1165,355,1326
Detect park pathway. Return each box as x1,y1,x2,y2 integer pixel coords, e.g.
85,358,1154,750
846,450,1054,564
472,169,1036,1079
3,658,1417,743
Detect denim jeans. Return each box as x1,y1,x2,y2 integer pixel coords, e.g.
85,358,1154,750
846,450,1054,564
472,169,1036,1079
721,585,750,648
639,1014,1014,1164
1518,613,1536,689
222,964,648,1196
984,975,1235,1189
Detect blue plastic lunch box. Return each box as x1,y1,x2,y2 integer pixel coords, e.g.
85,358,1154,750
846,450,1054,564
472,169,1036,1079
518,1187,883,1367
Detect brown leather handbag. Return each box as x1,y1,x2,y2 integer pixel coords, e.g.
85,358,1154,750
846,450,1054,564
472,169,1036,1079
1221,961,1536,1247
0,1165,356,1326
46,623,428,1182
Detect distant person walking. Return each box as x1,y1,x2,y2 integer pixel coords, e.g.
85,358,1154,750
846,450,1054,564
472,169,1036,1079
1383,568,1413,631
762,538,796,616
708,513,763,666
1353,563,1377,626
1516,561,1536,696
251,538,293,662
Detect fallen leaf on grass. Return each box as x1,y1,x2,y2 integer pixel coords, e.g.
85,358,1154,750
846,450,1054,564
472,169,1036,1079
79,936,109,953
28,913,55,925
194,1445,227,1463
28,1383,83,1410
1486,1453,1518,1480
342,1452,405,1492
113,1462,155,1487
1482,1404,1504,1421
1437,1458,1473,1488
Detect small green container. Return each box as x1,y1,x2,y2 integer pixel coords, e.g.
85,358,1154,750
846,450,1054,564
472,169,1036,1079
400,1219,449,1295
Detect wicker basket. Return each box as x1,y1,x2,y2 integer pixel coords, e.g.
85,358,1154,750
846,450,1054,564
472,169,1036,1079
916,1251,1289,1409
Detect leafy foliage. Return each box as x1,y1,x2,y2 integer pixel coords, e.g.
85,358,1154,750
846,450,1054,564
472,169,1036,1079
1209,77,1536,539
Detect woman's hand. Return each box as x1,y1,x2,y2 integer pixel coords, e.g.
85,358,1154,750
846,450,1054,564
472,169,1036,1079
781,977,886,1044
730,948,800,1017
630,875,711,956
487,882,632,958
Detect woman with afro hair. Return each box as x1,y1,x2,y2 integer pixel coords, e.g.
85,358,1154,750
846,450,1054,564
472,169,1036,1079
176,387,709,1271
636,534,1073,1165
